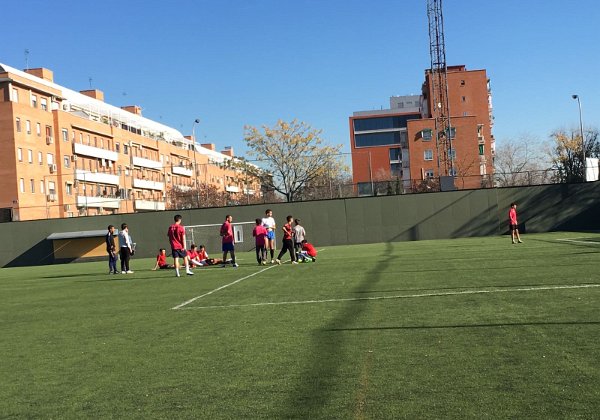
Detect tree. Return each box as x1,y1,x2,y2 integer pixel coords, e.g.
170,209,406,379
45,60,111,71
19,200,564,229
547,127,599,183
244,119,345,202
494,135,551,187
166,183,228,209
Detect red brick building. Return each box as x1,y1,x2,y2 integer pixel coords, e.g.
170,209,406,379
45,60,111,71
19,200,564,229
350,65,494,194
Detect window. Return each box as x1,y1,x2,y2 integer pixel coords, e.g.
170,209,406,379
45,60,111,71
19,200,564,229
479,144,484,155
355,132,404,148
462,96,466,102
66,183,72,195
390,163,402,177
64,155,71,168
449,168,457,176
449,148,456,160
30,179,35,193
424,149,433,161
17,148,23,162
460,80,465,86
389,148,401,163
36,123,41,136
62,129,68,142
40,97,48,111
16,117,21,132
26,120,31,134
48,181,56,195
40,181,45,194
19,178,25,193
425,169,434,179
28,149,33,163
38,152,43,165
421,129,433,141
357,182,373,196
31,94,38,108
11,88,19,102
353,114,420,132
47,153,54,165
124,145,129,155
115,143,120,153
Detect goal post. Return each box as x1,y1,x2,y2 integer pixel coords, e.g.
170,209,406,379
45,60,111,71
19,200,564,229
185,222,256,253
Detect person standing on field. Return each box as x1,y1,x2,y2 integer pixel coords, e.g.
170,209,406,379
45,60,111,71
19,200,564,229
509,202,523,244
262,209,277,263
105,224,118,274
118,223,134,274
253,218,268,265
220,214,238,268
167,214,194,277
293,218,306,258
275,215,298,265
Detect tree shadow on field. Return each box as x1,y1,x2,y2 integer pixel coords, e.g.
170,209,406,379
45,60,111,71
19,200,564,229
327,320,600,332
279,242,396,418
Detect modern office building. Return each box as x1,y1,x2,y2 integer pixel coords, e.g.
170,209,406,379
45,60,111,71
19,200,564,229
0,62,261,221
349,65,495,194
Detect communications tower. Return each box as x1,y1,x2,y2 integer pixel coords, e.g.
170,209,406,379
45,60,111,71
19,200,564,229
427,0,454,178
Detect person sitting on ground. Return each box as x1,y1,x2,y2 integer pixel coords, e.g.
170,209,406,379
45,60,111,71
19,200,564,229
297,240,317,262
152,249,174,270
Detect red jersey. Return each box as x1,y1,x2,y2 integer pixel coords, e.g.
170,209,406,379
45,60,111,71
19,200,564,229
282,223,293,240
302,242,317,257
168,223,185,250
188,249,199,260
253,225,267,246
156,253,167,267
509,208,517,225
220,221,234,244
197,249,209,261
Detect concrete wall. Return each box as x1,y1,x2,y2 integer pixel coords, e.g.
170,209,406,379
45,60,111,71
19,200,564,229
1,181,599,267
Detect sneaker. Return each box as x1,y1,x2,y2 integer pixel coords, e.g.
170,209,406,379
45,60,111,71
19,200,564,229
186,271,194,276
518,240,523,243
270,259,275,264
292,261,298,265
312,258,316,262
275,259,281,265
121,271,127,274
232,263,239,268
126,270,134,274
176,273,181,277
262,261,267,265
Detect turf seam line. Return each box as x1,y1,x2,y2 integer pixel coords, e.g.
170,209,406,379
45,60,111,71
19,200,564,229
171,264,279,310
556,238,600,245
178,284,600,310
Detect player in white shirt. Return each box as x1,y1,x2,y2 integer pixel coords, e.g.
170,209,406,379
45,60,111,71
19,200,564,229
262,209,277,263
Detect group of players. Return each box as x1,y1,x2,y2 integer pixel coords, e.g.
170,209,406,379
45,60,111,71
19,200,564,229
150,209,318,277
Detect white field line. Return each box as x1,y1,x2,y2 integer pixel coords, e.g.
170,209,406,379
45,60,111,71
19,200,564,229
556,238,600,245
177,284,600,311
171,264,279,310
171,248,326,310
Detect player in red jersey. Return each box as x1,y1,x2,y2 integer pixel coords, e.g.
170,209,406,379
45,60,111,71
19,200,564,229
167,214,194,277
297,240,317,262
275,215,297,265
252,218,268,265
220,214,238,268
152,249,173,270
509,202,523,244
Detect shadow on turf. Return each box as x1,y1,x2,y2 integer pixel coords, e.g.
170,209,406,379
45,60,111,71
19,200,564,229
327,321,600,332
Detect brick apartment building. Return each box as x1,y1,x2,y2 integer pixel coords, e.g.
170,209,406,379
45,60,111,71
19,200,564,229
0,62,261,221
349,65,495,194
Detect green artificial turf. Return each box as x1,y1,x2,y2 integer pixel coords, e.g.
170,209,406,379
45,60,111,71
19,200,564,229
1,232,599,419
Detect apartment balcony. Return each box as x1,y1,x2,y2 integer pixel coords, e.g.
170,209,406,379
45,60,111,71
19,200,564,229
226,185,240,193
478,135,485,144
132,156,163,170
134,199,166,211
172,166,193,177
75,169,120,185
73,143,119,161
76,195,121,209
133,178,165,191
243,188,256,195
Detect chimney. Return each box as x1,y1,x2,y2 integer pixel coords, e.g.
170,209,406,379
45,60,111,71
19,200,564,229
201,143,215,151
221,146,234,157
121,105,142,116
24,68,54,82
80,89,104,102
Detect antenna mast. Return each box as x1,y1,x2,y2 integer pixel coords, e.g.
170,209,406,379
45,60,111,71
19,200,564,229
427,0,453,177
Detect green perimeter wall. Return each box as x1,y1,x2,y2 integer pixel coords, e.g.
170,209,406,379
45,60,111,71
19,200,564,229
1,182,599,267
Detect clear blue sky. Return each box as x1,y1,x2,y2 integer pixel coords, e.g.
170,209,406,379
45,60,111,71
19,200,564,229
3,0,598,156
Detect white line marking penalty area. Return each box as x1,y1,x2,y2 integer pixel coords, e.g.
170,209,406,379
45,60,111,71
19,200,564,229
176,283,600,311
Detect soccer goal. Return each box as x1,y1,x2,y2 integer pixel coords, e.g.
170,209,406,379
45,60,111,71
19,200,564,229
185,221,256,253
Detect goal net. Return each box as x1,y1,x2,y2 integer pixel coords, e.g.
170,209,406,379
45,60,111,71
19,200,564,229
185,221,256,253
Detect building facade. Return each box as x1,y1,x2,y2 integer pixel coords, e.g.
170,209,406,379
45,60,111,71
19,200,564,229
349,65,495,194
0,63,261,221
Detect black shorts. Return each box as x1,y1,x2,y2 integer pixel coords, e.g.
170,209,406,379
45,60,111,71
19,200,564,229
172,249,187,258
509,223,518,231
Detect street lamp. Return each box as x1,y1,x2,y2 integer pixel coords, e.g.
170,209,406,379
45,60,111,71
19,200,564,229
572,94,585,179
191,118,201,207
